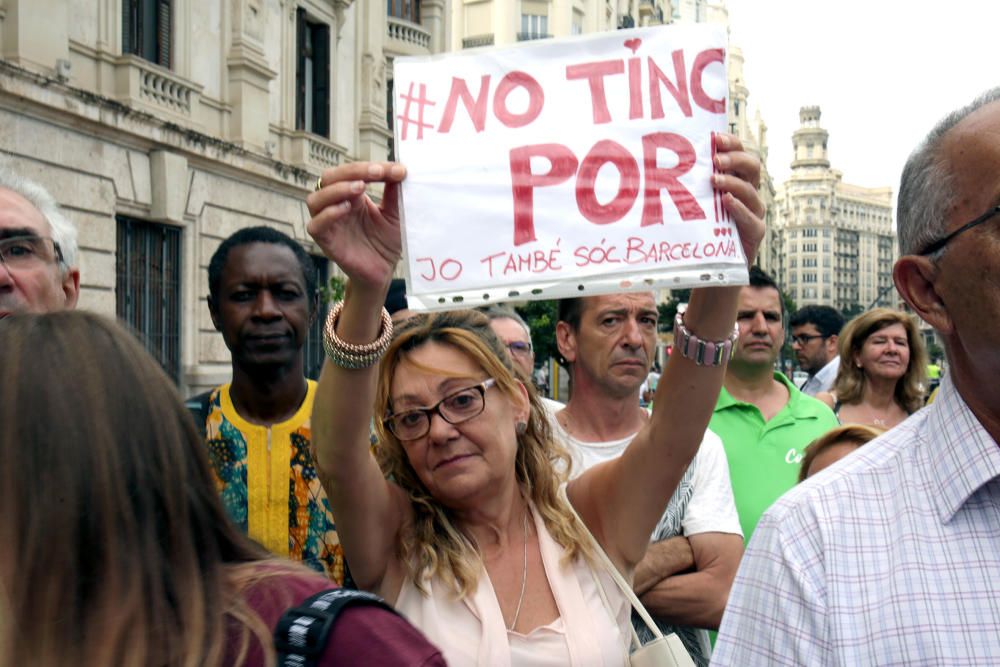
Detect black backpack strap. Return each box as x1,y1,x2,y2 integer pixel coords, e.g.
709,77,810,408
184,389,214,441
274,588,399,667
341,559,357,590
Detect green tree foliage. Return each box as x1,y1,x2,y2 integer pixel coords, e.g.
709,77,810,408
516,299,559,367
841,302,866,320
657,288,691,332
318,275,346,304
782,291,797,318
778,290,798,371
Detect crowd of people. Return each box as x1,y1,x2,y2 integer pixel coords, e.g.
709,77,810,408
1,86,999,665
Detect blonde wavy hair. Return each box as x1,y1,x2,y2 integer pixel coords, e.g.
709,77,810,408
373,309,596,597
832,308,928,414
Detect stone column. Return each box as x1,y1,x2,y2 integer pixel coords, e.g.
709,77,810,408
2,0,69,74
357,0,391,162
226,0,277,150
421,0,449,54
150,151,189,223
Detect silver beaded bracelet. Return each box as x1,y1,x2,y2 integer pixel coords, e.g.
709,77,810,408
673,308,739,367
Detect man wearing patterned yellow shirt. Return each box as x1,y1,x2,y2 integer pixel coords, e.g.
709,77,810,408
188,226,344,583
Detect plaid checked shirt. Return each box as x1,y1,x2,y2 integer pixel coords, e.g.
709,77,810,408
712,374,1000,666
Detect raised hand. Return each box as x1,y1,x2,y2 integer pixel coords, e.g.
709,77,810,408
306,162,407,290
712,133,766,266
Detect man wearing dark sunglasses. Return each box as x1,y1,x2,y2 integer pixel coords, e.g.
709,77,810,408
715,88,1000,665
0,167,79,318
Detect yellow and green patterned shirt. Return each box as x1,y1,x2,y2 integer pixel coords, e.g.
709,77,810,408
202,381,344,583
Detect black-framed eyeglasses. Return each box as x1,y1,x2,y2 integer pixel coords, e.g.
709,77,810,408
383,378,496,441
506,341,533,357
919,205,1000,256
0,235,64,269
790,333,827,346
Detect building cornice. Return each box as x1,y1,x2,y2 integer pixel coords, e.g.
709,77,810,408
0,57,323,191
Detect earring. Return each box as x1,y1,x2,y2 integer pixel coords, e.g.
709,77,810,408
515,421,528,435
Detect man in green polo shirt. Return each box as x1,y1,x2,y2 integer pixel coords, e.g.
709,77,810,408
709,267,838,540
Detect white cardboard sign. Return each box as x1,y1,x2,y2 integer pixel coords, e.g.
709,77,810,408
393,23,745,310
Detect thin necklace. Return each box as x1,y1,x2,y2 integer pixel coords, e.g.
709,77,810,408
507,508,530,632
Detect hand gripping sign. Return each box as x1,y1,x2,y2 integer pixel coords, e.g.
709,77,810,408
393,23,745,311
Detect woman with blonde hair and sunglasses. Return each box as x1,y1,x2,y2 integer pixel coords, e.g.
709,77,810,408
305,139,765,666
817,308,928,430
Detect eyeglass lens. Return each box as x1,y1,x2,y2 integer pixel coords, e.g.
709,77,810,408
387,384,487,439
0,236,59,267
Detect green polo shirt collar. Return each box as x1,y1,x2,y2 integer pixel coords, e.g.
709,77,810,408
715,371,822,424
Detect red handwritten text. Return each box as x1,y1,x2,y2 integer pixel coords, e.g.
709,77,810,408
566,48,724,125
416,256,464,282
509,133,705,246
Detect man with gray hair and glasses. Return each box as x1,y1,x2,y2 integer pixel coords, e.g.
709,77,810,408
479,305,563,412
0,166,79,317
714,87,1000,665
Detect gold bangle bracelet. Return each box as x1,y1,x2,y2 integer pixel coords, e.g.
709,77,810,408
322,301,393,369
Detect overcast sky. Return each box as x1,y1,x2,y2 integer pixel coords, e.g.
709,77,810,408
725,0,1000,202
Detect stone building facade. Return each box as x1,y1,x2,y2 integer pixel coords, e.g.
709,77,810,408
452,0,669,48
0,0,447,392
726,42,778,282
774,106,896,312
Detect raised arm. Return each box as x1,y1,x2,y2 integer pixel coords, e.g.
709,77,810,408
570,134,765,570
306,162,410,592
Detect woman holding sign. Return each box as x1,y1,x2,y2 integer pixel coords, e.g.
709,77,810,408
305,135,763,666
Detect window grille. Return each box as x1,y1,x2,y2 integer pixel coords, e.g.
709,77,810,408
116,216,182,382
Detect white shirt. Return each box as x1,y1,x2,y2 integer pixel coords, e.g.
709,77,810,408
540,396,565,415
548,412,742,666
550,422,742,538
639,371,661,403
713,374,1000,666
799,355,839,396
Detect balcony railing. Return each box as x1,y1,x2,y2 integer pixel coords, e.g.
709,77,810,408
140,69,192,114
517,32,552,42
387,16,431,50
114,55,202,123
289,132,346,172
308,137,343,169
462,34,495,48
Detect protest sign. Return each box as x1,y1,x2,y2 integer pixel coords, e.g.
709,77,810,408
392,23,745,311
